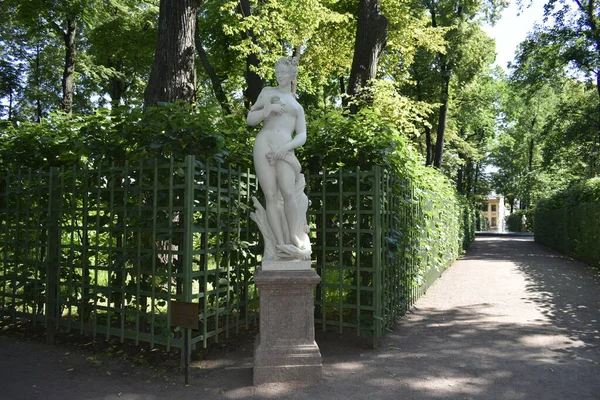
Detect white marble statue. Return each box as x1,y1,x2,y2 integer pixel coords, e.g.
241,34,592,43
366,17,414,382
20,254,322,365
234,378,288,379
248,57,311,261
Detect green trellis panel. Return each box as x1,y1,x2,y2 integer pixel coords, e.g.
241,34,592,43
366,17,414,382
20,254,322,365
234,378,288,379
536,202,600,267
0,157,260,350
1,159,464,349
307,167,417,345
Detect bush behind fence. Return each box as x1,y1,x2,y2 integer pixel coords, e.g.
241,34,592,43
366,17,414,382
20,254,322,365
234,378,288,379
535,177,600,267
1,156,470,349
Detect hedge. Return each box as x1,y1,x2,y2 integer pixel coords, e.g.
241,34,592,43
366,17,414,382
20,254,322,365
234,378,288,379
535,178,600,267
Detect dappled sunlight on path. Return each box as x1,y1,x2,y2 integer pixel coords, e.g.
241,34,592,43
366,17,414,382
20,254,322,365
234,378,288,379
368,237,600,400
1,237,599,399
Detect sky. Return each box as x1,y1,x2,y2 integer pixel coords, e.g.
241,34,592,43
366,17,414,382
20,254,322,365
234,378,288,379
483,1,547,71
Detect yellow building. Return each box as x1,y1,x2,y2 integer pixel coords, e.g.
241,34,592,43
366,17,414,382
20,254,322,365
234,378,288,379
482,195,505,231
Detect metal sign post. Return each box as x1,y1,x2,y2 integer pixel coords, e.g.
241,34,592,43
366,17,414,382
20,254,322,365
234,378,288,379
170,301,199,385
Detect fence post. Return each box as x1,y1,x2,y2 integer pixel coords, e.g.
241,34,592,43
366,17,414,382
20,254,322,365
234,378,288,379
182,155,195,372
183,155,194,304
45,167,61,345
373,167,382,347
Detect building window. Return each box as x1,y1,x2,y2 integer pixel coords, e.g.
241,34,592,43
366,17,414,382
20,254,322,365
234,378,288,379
491,204,497,212
491,217,497,227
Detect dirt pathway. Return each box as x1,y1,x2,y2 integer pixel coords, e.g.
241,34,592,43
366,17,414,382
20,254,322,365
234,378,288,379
1,237,599,399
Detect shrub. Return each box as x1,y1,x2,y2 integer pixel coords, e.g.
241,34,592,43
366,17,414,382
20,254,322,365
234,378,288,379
535,177,600,267
505,209,534,232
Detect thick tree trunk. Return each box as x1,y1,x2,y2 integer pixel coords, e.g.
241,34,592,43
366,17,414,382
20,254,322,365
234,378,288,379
346,0,388,113
144,0,198,106
244,53,263,108
239,0,263,108
61,18,76,117
196,37,231,114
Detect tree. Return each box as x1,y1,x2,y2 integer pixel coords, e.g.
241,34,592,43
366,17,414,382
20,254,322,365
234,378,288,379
144,0,199,106
0,58,21,121
87,7,157,109
490,77,565,209
13,0,90,116
345,0,388,112
411,0,504,168
452,67,504,198
512,0,600,175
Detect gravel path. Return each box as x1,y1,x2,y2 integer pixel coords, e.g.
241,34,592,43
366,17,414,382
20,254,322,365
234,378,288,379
1,236,599,399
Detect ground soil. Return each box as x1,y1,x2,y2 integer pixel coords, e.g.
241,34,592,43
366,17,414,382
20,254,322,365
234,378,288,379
1,236,599,399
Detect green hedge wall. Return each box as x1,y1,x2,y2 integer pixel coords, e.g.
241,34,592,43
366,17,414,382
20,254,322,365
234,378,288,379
505,209,534,232
535,178,600,267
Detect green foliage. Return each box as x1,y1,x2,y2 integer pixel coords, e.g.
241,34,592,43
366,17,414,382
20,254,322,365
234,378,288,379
0,0,485,347
537,177,600,211
505,209,534,233
489,77,592,210
510,0,600,179
0,103,225,170
299,106,425,174
86,6,157,106
0,157,260,348
535,177,600,267
402,0,503,168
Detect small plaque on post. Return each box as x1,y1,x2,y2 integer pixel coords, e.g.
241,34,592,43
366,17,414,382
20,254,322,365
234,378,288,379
170,301,199,330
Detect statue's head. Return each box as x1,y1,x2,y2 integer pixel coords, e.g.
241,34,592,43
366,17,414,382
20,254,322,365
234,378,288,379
274,57,299,78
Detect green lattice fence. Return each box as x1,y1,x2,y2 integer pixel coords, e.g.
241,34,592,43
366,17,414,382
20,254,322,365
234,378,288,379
307,167,460,344
308,167,464,343
1,159,465,349
0,156,260,350
535,203,600,267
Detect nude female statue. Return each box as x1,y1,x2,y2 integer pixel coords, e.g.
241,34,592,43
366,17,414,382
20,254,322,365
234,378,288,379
247,57,310,260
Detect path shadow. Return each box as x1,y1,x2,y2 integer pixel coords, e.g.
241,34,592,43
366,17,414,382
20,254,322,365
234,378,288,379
468,237,600,346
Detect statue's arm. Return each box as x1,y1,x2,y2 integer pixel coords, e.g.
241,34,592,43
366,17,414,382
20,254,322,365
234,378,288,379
273,106,307,159
247,89,271,126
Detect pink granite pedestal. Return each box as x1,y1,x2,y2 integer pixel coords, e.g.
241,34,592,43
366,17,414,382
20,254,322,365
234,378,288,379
253,266,322,385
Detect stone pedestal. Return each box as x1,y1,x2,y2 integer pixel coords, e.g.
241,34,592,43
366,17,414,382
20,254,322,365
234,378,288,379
253,265,322,385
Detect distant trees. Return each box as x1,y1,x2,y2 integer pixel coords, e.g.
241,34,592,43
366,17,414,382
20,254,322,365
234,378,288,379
490,0,600,209
1,0,553,208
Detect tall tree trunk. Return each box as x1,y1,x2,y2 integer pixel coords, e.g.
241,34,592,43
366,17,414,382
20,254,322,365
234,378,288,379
35,41,43,122
144,0,199,106
425,124,434,165
109,59,125,110
291,46,301,96
346,0,388,113
239,0,263,108
61,17,77,117
339,76,346,98
528,137,534,171
8,89,13,121
196,37,231,114
433,56,450,168
456,165,464,193
473,163,480,195
465,160,474,195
